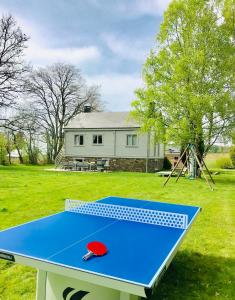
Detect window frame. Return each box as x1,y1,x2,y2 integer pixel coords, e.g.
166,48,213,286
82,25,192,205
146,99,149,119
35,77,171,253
74,134,84,146
126,134,138,147
92,134,103,145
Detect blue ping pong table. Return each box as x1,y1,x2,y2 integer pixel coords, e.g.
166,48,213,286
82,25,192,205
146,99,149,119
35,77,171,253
0,197,200,300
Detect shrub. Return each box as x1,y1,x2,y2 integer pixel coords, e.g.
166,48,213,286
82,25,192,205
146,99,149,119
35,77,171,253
163,157,172,170
216,157,233,169
229,146,235,167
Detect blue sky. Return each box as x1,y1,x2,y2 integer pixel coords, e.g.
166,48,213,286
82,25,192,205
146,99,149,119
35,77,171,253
0,0,171,111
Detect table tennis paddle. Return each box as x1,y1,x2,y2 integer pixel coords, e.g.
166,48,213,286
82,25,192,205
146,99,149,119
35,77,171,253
83,241,107,261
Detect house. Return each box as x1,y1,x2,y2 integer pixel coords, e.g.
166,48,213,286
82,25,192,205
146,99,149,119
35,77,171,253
165,144,181,168
63,111,164,172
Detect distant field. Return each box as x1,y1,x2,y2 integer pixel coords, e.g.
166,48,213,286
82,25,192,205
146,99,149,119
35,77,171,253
0,165,235,300
205,152,230,168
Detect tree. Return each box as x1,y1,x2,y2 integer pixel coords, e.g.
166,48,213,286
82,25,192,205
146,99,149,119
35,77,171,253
5,130,15,164
3,108,41,164
230,146,235,166
12,131,26,164
1,120,27,164
0,15,29,110
20,111,41,165
132,0,235,164
25,63,101,162
231,130,235,144
0,132,7,164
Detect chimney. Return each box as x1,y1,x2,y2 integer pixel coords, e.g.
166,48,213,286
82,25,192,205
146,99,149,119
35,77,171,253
84,104,92,113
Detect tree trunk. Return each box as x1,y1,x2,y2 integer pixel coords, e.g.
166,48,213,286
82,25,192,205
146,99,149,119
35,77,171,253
46,132,54,164
7,151,11,164
16,146,24,164
27,131,38,165
195,134,205,178
12,132,24,164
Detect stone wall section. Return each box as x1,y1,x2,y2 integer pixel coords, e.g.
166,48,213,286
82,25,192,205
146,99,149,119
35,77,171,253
63,156,163,173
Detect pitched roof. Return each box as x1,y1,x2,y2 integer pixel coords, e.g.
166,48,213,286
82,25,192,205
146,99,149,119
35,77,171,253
64,112,139,129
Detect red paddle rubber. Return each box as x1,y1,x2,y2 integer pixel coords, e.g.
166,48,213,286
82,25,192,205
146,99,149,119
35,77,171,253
83,241,107,261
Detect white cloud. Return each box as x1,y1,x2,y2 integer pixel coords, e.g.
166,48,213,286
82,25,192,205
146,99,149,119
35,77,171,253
86,0,171,17
119,0,171,16
87,73,143,111
0,10,101,66
25,44,101,66
17,18,101,66
102,33,149,62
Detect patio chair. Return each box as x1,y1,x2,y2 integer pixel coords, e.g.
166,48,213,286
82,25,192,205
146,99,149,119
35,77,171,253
80,162,89,171
96,160,105,172
63,161,74,170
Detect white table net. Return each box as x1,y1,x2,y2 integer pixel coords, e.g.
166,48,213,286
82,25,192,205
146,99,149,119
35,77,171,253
65,200,188,229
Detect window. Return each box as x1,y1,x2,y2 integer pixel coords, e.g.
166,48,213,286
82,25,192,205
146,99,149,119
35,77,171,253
93,134,103,145
126,134,137,146
74,135,84,146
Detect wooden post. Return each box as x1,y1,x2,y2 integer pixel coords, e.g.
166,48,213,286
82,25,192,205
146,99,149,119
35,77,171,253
191,147,213,191
201,157,215,185
163,145,189,187
176,152,189,183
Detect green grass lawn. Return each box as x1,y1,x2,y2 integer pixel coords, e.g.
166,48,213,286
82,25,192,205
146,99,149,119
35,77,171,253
0,165,235,300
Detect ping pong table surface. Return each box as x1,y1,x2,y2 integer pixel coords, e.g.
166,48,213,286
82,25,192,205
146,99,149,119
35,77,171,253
0,196,200,296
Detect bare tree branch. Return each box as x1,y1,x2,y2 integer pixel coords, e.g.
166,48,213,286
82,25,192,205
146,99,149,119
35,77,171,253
25,63,102,162
0,15,29,109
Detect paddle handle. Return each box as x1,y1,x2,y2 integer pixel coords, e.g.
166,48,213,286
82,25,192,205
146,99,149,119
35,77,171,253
83,251,94,261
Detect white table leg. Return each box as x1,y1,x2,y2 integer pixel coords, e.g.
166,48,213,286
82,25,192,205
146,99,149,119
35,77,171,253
45,272,120,299
36,271,141,300
120,291,140,300
36,270,47,300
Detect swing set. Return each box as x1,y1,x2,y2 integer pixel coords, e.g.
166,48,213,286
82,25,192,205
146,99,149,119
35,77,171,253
163,144,215,190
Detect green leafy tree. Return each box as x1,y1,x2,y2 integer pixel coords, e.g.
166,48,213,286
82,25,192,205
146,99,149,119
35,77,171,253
231,130,235,144
132,0,235,161
3,108,41,164
0,132,7,164
5,131,15,164
230,146,235,166
12,132,26,164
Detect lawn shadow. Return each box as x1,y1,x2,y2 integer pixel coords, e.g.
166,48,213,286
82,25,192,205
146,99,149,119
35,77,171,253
149,250,235,300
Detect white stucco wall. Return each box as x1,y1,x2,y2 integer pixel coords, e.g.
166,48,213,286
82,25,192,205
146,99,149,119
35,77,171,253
64,129,164,159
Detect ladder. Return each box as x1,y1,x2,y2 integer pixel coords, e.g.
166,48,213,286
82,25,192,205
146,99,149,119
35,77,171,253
54,148,64,169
